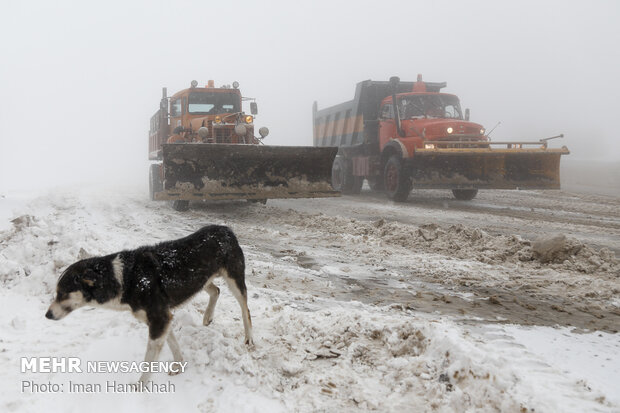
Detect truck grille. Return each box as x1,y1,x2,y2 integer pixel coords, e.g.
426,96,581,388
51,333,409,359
434,135,488,149
213,126,235,143
209,124,254,144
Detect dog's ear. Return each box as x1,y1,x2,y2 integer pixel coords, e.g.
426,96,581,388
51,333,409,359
79,270,99,301
81,278,95,287
81,270,98,288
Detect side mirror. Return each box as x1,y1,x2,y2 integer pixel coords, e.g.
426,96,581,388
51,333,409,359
465,108,470,121
250,102,258,115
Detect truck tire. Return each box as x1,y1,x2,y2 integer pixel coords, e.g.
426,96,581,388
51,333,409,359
452,189,478,201
331,157,363,195
384,156,412,202
149,164,163,201
172,200,190,211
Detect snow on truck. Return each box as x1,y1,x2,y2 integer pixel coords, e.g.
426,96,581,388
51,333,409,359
149,80,338,211
313,76,569,201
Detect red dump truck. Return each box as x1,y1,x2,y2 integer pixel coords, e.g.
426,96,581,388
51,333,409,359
313,75,569,201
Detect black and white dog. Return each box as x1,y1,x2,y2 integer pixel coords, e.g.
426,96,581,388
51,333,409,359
46,225,253,382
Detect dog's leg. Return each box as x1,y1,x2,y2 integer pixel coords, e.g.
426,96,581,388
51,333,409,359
138,310,171,383
203,282,220,326
139,336,167,383
224,276,253,346
166,330,184,367
135,309,183,372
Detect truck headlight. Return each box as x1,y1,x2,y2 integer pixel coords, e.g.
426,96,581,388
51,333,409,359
446,127,453,134
234,124,247,136
245,115,253,124
424,143,435,149
480,128,485,135
259,127,269,138
198,127,209,139
214,116,222,124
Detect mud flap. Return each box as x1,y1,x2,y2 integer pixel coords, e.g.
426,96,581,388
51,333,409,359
156,144,339,200
410,148,569,189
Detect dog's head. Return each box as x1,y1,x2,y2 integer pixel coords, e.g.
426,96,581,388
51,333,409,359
46,258,117,320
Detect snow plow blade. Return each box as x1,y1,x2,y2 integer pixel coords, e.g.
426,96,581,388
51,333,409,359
156,143,339,201
411,145,570,189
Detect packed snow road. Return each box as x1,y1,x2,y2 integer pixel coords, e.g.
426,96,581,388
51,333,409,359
0,186,618,412
275,188,620,255
265,188,620,333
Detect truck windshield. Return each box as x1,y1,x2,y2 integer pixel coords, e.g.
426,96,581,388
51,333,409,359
188,92,240,114
400,95,462,119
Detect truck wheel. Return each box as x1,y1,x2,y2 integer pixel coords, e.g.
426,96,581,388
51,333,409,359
149,164,163,201
172,200,190,211
331,157,362,194
367,176,384,192
384,156,412,202
452,189,478,201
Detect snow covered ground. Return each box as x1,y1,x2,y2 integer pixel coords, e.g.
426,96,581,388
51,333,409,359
0,186,618,412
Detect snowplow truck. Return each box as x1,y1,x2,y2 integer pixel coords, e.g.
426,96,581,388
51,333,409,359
313,75,569,201
149,80,338,210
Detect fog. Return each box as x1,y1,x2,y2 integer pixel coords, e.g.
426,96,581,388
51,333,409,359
1,0,618,192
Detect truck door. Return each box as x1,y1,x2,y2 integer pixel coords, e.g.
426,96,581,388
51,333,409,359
170,98,183,132
379,103,397,151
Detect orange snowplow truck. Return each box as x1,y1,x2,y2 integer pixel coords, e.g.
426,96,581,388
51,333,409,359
149,80,338,211
313,76,569,201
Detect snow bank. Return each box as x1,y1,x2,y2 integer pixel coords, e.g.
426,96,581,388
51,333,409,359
0,190,618,412
2,283,615,412
505,325,620,407
266,210,619,274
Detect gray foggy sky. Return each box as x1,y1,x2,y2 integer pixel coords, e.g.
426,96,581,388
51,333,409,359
1,0,619,191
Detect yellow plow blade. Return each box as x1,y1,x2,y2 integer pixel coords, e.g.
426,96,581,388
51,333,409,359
155,143,339,201
411,146,570,189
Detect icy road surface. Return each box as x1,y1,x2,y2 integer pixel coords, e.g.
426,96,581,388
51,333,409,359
0,186,618,412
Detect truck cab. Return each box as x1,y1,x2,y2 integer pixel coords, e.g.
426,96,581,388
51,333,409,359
149,80,266,161
170,83,257,144
378,82,487,159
